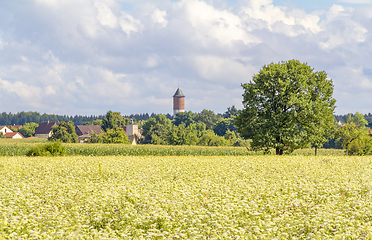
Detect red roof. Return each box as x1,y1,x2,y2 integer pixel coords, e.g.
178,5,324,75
4,132,24,138
6,125,22,130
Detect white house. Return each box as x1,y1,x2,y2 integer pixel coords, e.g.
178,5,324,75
0,126,13,135
4,132,24,139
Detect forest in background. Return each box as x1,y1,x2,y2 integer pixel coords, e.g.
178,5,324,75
1,110,371,126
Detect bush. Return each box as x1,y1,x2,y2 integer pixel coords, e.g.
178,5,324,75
88,128,131,144
233,138,251,147
348,135,372,156
26,141,66,156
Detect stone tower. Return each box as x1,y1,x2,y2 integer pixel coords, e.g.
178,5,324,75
173,88,185,116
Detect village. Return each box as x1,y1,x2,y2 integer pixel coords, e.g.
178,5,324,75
0,88,187,144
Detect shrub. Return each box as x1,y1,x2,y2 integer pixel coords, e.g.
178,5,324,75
26,141,66,156
348,135,372,156
233,138,251,147
88,128,131,144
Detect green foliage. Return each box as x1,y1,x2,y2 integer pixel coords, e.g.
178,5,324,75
346,113,352,124
224,130,237,145
174,110,222,130
213,118,237,136
348,134,372,156
18,122,39,138
235,60,336,155
83,119,103,126
101,111,130,132
173,111,196,127
222,105,238,118
233,138,251,147
0,111,104,125
48,121,78,143
194,109,222,130
88,128,131,144
339,123,371,155
141,115,173,144
0,133,4,139
351,112,368,127
26,141,66,156
197,130,228,146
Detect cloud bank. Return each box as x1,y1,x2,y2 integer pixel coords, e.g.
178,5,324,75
0,0,371,115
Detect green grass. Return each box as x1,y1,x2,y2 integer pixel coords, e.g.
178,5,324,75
1,155,372,239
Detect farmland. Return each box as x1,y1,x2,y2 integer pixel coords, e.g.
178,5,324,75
1,155,372,239
0,138,344,156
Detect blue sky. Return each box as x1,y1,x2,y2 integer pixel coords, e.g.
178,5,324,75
0,0,371,116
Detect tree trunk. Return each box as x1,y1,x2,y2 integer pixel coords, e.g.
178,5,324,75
315,147,318,156
345,147,348,156
276,148,283,155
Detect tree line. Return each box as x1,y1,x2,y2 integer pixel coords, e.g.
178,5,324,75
0,112,173,126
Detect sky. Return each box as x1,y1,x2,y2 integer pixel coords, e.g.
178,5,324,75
0,0,371,116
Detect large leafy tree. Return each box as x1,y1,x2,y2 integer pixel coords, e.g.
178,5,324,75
235,60,336,155
194,109,221,130
338,123,366,156
173,111,196,127
213,118,237,136
48,121,78,143
18,122,39,138
101,111,129,132
351,112,368,127
141,115,173,144
222,105,238,118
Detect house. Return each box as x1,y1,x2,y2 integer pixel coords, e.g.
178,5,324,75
35,121,57,138
0,126,13,135
75,125,102,143
4,132,24,139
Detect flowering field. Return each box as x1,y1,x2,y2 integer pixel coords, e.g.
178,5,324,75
1,156,372,239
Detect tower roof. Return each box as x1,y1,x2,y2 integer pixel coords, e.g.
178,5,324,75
173,88,185,97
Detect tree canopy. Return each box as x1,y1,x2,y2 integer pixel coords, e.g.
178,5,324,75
48,121,78,143
235,60,336,155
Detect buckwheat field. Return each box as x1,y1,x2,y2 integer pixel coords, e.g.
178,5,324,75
1,156,372,239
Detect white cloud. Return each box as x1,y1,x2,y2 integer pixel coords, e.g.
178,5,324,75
240,0,321,36
173,0,259,45
319,5,368,49
0,78,42,101
151,9,168,27
0,0,371,115
119,12,143,35
326,4,349,20
45,85,57,95
95,0,118,29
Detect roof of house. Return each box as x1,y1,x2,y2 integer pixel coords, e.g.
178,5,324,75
4,132,24,138
173,88,185,97
35,121,57,134
75,125,102,136
7,125,22,130
0,125,10,129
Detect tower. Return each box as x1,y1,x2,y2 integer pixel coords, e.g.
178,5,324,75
173,88,185,116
